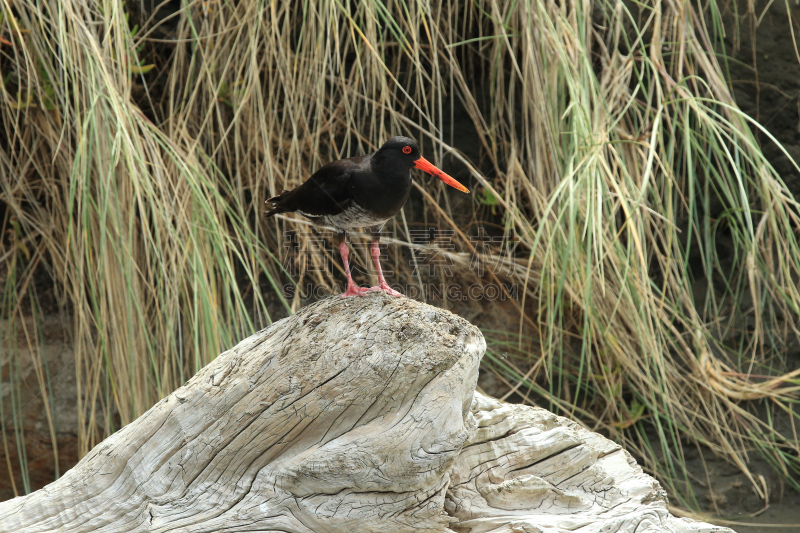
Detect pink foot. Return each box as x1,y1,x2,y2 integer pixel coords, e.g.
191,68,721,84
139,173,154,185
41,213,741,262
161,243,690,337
365,239,403,297
368,284,404,298
339,285,371,298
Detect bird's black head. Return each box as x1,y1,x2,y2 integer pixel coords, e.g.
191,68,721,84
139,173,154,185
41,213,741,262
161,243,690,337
375,136,421,167
373,135,470,193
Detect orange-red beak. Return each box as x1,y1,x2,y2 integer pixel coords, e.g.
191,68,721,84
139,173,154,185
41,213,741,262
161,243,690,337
413,157,469,193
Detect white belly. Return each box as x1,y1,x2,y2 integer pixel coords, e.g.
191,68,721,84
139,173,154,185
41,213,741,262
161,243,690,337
301,203,388,232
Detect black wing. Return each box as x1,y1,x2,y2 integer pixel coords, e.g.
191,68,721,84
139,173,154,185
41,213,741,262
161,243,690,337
266,155,368,218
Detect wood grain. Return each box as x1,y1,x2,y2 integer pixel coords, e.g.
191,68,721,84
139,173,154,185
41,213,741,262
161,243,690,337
0,294,732,533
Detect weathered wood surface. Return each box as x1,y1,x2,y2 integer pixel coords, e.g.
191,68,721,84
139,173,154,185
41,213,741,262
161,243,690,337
450,394,731,533
0,294,732,533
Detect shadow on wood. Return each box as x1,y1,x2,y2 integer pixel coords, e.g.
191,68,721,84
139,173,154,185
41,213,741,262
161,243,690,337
0,294,733,533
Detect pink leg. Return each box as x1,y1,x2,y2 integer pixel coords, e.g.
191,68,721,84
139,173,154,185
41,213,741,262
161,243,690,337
368,240,404,297
339,239,369,298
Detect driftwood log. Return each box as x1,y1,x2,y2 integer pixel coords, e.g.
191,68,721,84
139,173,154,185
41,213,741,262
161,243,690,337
0,294,733,533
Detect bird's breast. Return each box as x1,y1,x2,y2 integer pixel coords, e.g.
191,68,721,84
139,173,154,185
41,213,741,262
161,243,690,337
353,171,412,220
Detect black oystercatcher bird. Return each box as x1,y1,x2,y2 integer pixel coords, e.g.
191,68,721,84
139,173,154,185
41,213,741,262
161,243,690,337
266,136,469,298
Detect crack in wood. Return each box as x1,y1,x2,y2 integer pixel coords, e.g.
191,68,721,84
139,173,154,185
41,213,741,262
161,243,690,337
0,295,732,533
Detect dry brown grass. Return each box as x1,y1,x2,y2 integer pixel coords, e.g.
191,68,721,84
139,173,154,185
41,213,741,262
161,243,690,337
0,0,798,508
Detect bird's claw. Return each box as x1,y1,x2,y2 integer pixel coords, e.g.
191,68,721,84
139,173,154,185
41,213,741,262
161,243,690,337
339,285,371,298
368,284,404,298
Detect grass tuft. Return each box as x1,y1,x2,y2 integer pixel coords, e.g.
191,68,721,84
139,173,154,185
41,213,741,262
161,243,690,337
0,0,798,510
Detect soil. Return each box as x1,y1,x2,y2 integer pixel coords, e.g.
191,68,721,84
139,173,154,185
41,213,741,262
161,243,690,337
2,2,800,531
0,314,79,501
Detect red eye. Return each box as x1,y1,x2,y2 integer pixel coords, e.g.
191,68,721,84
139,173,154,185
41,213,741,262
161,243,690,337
402,146,412,154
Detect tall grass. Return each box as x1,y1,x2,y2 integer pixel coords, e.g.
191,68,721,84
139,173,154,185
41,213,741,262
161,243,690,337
0,0,798,511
